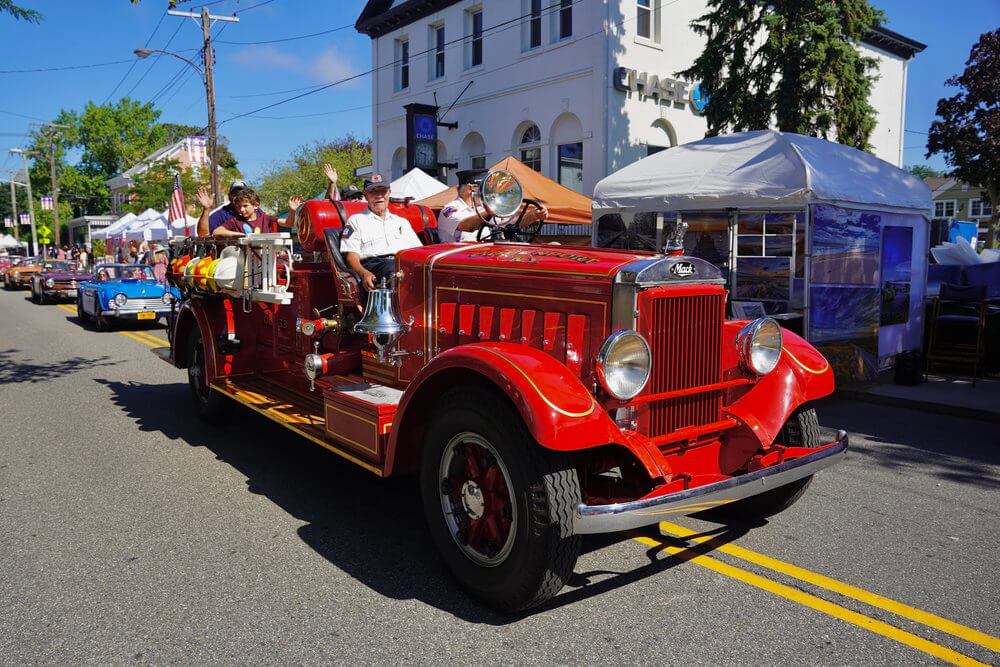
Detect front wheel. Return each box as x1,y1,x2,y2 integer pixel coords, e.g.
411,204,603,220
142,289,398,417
715,407,823,520
420,385,581,612
76,296,90,324
30,284,39,303
186,327,233,425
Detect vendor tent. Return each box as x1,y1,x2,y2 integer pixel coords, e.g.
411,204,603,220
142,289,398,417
170,215,198,237
593,130,933,381
0,234,21,249
93,212,137,240
126,213,170,241
592,130,930,215
390,168,449,200
416,156,593,226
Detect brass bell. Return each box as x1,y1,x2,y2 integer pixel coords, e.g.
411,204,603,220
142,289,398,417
354,277,409,363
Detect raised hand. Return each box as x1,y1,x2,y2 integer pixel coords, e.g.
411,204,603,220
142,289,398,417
323,163,338,184
288,195,304,210
195,186,214,210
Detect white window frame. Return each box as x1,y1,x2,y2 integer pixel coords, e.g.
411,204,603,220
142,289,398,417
635,0,661,44
519,124,543,172
550,0,573,43
934,199,956,218
521,0,543,52
970,198,993,218
464,6,484,70
394,36,410,91
428,22,446,81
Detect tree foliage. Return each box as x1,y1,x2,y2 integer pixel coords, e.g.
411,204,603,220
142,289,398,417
0,0,41,22
125,157,237,216
905,164,944,179
257,135,371,211
927,28,1000,248
678,0,884,150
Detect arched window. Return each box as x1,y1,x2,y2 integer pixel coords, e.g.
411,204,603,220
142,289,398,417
519,124,542,171
390,147,406,180
551,113,584,194
461,132,486,170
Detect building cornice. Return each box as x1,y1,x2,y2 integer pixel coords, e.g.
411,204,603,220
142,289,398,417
356,0,463,38
862,26,926,60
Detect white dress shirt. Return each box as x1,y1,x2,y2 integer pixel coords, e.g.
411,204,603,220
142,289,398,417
437,197,482,243
340,207,423,259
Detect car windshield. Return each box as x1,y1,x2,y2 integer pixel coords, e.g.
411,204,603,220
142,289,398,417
44,260,76,271
95,264,154,281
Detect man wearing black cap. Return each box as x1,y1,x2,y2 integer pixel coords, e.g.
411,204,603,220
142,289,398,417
438,169,548,242
339,174,422,291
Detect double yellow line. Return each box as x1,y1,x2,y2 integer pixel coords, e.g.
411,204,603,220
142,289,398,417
56,303,168,348
636,522,999,665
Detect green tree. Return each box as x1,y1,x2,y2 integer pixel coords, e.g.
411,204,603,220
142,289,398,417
158,123,240,171
125,157,234,216
1,0,41,22
678,0,884,150
906,164,944,179
257,135,371,211
927,28,1000,248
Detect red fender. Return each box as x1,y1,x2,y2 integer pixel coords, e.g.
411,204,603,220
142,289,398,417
170,298,233,383
723,325,835,447
385,342,626,476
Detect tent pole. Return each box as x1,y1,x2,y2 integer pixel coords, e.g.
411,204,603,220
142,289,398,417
803,205,812,342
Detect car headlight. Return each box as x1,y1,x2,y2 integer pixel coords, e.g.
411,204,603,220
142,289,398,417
45,278,54,288
114,293,128,307
596,330,652,400
161,292,175,305
736,317,783,376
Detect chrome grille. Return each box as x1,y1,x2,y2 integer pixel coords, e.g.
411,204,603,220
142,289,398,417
640,291,725,439
120,297,163,310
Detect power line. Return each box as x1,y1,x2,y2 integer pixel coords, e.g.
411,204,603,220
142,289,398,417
220,0,588,125
235,0,277,14
0,109,46,121
216,23,352,46
125,19,185,98
103,10,168,103
0,59,133,74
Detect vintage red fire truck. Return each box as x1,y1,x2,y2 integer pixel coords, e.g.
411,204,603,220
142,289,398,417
159,171,846,611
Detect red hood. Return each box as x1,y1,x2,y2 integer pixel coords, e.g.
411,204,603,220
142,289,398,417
415,243,649,281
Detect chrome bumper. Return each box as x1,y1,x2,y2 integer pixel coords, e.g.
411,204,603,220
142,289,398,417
103,308,167,317
573,431,848,534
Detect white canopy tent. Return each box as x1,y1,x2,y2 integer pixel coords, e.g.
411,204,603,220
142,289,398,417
126,214,170,241
390,168,449,201
592,130,934,380
92,212,137,241
592,130,931,217
170,215,198,237
0,234,23,249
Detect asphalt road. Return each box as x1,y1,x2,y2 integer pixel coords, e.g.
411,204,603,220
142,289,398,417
1,287,998,666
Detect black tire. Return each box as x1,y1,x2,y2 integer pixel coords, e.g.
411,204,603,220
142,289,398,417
716,407,823,520
76,296,90,324
30,283,39,303
186,327,233,425
419,385,581,612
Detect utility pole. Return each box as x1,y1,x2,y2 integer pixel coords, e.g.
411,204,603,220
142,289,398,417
9,148,38,256
29,122,70,250
166,7,239,206
8,170,18,242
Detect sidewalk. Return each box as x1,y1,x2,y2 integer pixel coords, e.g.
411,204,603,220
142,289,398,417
836,374,1000,423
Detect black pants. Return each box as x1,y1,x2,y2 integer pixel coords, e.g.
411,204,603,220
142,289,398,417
361,255,396,288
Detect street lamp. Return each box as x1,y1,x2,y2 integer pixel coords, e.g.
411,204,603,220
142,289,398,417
134,45,220,205
9,148,38,256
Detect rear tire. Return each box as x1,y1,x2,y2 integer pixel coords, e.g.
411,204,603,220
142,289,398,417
186,327,233,425
716,407,823,520
420,385,581,612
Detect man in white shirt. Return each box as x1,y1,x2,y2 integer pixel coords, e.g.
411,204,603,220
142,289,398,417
340,174,423,291
437,169,549,243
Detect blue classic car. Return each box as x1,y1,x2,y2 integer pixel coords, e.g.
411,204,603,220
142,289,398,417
76,264,180,331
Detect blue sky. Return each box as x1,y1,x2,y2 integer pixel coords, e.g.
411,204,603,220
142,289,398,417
0,0,996,184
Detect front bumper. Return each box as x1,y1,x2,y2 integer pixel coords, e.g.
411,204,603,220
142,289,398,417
44,289,78,299
102,308,169,320
573,431,848,534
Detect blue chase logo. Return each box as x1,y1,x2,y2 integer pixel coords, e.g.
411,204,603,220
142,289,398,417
689,83,709,115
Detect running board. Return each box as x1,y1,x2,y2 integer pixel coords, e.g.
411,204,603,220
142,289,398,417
212,376,385,477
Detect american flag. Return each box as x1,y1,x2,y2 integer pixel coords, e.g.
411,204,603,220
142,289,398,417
168,173,188,237
40,195,53,210
187,136,207,165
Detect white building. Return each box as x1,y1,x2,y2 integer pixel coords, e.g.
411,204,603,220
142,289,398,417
356,1,925,197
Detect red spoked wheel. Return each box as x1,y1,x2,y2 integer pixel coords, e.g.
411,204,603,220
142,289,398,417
439,433,517,567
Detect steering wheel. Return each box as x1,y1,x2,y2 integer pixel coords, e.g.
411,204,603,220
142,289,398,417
505,198,545,243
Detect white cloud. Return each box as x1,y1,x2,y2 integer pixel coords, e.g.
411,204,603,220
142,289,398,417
229,46,360,85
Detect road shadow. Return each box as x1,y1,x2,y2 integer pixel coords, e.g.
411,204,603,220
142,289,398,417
0,348,118,385
95,378,732,623
817,398,1000,490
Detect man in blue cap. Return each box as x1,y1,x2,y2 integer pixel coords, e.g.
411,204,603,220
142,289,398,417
339,174,422,291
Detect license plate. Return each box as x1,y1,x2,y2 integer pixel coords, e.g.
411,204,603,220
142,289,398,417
137,311,156,320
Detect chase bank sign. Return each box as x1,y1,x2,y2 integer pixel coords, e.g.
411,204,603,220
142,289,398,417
613,67,708,115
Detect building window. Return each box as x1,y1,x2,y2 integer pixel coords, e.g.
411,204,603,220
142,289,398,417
520,124,542,172
934,200,956,218
429,24,445,80
529,0,542,49
636,0,660,42
559,0,572,39
558,142,583,193
970,198,993,218
471,155,486,169
395,38,409,90
468,9,483,68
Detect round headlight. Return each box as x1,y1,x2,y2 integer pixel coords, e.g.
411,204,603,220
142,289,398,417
596,331,652,400
114,293,127,307
45,278,54,288
161,292,174,305
736,317,783,376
